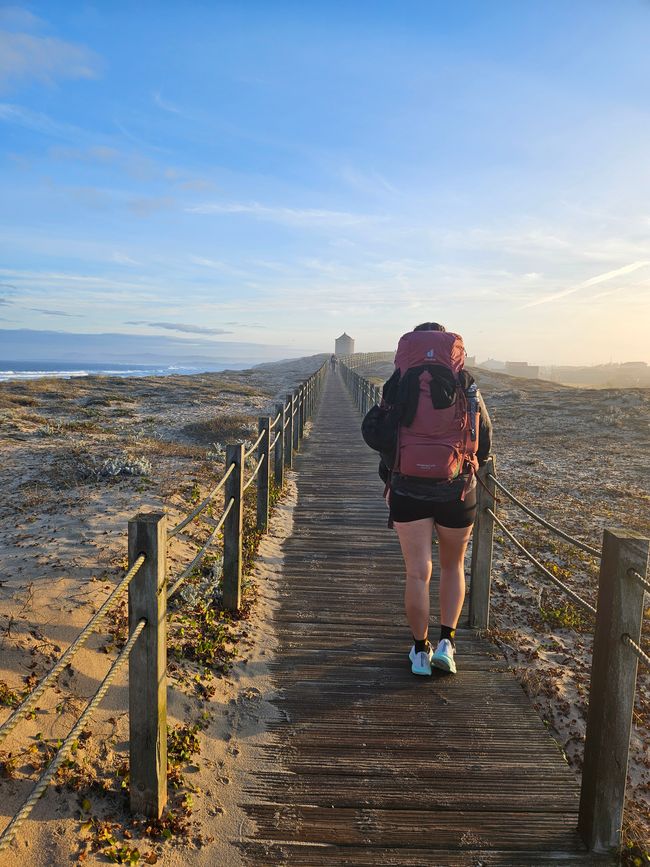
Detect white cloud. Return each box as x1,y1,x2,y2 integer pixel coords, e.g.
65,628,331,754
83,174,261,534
153,90,182,115
112,252,140,266
0,31,100,90
521,261,650,309
185,200,382,228
0,7,45,32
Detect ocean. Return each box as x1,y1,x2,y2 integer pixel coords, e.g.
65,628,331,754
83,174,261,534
0,361,250,382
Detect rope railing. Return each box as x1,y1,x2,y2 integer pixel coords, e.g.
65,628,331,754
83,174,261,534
486,507,597,617
0,618,147,854
488,474,601,557
243,451,266,492
0,554,146,747
622,634,650,669
628,567,650,595
270,428,281,450
244,429,266,459
270,410,282,428
167,498,235,601
167,462,236,539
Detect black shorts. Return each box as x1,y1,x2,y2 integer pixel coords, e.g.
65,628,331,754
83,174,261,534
389,485,477,528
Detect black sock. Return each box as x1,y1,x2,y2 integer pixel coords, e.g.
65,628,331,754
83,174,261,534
440,625,456,646
414,636,430,653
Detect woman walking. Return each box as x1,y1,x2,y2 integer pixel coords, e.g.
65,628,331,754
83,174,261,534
377,323,492,676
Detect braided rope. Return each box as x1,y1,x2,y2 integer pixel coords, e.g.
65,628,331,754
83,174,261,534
283,415,291,431
168,462,235,538
487,508,597,618
622,634,650,669
292,403,299,417
488,475,600,557
167,498,234,600
243,452,266,492
270,429,281,450
0,619,146,854
244,429,266,459
269,411,282,429
0,555,146,747
628,568,650,595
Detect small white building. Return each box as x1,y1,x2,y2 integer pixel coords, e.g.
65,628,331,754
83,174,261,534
335,332,354,355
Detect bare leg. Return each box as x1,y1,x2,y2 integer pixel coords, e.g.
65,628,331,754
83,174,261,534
394,518,435,640
435,523,473,628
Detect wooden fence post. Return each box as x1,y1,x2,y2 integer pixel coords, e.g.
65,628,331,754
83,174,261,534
128,512,167,818
256,417,271,533
578,529,650,854
299,385,305,440
292,389,300,452
469,456,496,629
223,444,244,612
285,393,294,469
274,403,285,489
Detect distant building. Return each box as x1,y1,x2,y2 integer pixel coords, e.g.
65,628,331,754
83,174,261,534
335,332,354,355
505,361,539,379
479,358,506,371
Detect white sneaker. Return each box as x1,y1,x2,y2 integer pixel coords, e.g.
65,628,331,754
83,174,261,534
409,643,433,676
432,639,457,675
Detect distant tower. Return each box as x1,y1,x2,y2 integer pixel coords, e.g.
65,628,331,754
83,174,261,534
335,332,354,355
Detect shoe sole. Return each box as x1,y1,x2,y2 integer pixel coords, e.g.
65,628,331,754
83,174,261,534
409,649,432,676
432,654,457,675
411,665,432,676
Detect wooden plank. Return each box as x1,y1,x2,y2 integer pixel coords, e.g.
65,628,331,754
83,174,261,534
242,371,613,865
127,512,167,819
240,841,611,866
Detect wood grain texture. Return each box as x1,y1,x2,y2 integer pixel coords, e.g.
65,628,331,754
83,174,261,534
242,372,614,866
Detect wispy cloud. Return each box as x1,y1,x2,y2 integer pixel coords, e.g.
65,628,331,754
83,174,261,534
0,28,100,90
124,321,232,336
153,90,182,115
112,252,140,266
29,307,81,317
0,8,45,31
0,102,92,142
50,144,120,163
185,200,381,228
339,165,398,196
521,261,650,309
127,196,175,217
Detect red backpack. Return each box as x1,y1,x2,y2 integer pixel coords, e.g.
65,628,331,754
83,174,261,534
392,330,479,484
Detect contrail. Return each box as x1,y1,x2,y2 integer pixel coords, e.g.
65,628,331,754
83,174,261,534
521,260,650,309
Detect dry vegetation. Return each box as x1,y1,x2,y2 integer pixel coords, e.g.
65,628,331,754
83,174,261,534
362,360,650,859
0,355,325,865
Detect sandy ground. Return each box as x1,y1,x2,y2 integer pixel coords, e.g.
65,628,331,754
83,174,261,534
1,356,648,861
0,358,320,865
361,360,650,849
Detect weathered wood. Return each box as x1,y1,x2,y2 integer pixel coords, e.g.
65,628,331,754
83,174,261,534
578,529,649,854
222,443,244,611
469,455,496,629
274,402,285,488
292,388,300,451
256,416,271,533
285,393,294,469
127,512,167,818
299,385,306,440
243,373,607,865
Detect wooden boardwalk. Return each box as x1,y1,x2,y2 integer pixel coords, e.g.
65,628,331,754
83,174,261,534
242,372,613,866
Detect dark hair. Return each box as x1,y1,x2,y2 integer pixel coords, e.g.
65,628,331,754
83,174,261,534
413,322,446,332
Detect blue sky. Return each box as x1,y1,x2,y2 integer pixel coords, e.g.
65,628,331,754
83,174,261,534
1,1,649,365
